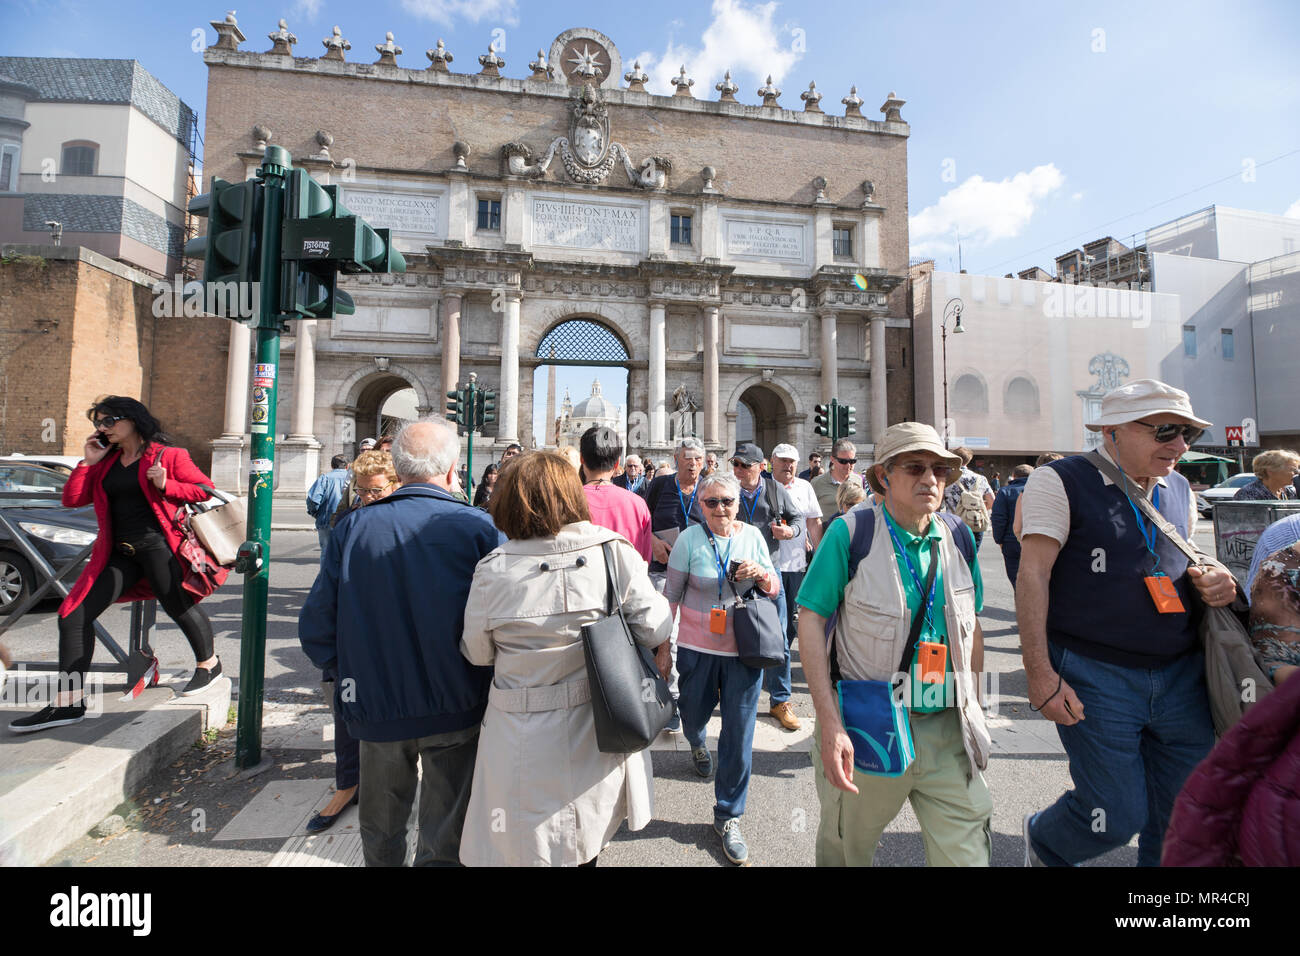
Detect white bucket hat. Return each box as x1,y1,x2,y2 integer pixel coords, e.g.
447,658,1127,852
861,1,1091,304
1084,378,1211,431
866,422,962,494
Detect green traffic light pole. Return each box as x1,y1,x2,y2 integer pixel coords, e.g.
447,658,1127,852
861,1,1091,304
234,145,291,770
464,372,478,502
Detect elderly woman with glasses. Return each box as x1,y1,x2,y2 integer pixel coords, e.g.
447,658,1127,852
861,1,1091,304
662,471,779,865
1234,449,1300,502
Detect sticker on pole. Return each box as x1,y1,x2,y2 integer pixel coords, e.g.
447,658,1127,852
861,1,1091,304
253,363,276,388
251,458,274,473
252,386,268,404
251,425,268,434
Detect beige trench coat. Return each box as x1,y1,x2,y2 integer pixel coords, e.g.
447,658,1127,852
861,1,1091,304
458,521,673,866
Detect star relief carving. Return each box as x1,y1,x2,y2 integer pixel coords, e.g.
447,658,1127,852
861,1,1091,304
567,43,605,79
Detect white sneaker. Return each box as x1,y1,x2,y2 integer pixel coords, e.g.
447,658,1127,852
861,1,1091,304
1023,812,1046,867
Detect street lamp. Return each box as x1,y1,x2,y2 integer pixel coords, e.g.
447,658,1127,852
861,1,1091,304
941,297,965,448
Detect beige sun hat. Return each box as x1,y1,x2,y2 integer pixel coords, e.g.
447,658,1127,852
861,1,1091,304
866,422,963,494
1084,378,1211,431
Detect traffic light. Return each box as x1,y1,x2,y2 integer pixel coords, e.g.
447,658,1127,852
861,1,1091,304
446,388,468,431
838,404,857,437
814,402,834,438
184,177,262,319
476,389,497,430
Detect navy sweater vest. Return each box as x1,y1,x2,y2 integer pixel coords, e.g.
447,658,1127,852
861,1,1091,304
1046,455,1197,668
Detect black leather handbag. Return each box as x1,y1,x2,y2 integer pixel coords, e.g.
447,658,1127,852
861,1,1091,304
582,542,674,753
729,576,786,669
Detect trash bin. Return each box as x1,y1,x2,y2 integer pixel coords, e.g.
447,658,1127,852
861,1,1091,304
1213,501,1300,586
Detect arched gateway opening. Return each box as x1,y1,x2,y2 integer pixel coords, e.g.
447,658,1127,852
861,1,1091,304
532,319,631,452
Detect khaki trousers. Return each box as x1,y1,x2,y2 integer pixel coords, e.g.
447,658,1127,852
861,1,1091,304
811,707,992,866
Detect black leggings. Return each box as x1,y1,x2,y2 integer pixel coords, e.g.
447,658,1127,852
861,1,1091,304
58,530,214,687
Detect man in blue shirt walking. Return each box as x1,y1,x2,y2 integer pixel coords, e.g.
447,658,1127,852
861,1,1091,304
307,454,350,557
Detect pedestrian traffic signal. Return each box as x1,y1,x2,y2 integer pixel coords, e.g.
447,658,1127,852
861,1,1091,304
814,402,834,438
476,389,497,429
838,404,857,437
184,177,262,314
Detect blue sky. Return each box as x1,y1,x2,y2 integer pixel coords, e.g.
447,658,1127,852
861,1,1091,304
6,0,1298,276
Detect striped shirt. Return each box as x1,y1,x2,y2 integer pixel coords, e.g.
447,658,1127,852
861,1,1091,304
664,522,778,656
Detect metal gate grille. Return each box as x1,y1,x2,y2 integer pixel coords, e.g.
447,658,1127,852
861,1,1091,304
536,320,628,364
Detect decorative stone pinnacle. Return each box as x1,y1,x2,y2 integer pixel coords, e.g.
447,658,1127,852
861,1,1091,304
671,65,694,97
374,31,402,66
715,69,739,102
267,17,296,55
880,90,906,122
812,176,829,201
426,38,453,71
529,50,553,79
624,59,649,92
702,165,717,191
758,75,781,108
211,11,246,51
322,25,350,60
251,124,272,151
841,84,864,117
478,42,505,76
452,141,470,170
861,180,877,206
314,130,334,160
801,80,823,112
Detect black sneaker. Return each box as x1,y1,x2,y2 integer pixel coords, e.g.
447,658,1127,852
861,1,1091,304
10,702,87,735
181,660,223,697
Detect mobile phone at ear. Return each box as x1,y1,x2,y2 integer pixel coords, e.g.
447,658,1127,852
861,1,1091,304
91,433,111,449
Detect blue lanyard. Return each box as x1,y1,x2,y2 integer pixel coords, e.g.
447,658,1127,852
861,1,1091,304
707,531,735,601
741,485,760,523
1124,481,1163,573
884,513,938,631
677,480,699,527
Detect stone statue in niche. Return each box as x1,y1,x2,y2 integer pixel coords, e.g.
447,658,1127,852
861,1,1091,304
670,384,699,440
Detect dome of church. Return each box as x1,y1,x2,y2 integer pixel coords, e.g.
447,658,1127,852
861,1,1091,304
570,379,616,419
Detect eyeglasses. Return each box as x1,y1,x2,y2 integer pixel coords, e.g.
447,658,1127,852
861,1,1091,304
1132,420,1205,445
702,497,737,509
94,415,125,429
834,456,857,466
730,459,757,469
892,462,956,481
357,481,395,498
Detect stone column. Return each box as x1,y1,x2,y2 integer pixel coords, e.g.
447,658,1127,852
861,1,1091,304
870,314,888,442
820,310,838,404
649,302,667,445
210,321,251,493
703,305,720,446
499,291,521,442
290,320,316,438
442,292,462,398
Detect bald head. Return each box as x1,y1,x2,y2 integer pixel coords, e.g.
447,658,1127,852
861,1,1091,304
393,419,459,486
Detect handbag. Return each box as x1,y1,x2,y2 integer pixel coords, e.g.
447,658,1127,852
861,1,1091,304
1084,451,1274,735
829,544,936,777
726,572,786,670
187,487,247,567
581,541,674,754
170,502,229,600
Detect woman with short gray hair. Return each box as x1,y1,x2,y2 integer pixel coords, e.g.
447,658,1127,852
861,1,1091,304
662,470,779,865
1234,450,1300,501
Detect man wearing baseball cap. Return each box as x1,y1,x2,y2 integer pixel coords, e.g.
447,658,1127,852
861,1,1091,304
1017,379,1237,867
797,422,990,865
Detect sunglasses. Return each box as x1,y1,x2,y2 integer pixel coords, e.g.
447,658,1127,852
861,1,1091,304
730,459,758,468
892,462,956,481
94,415,125,429
834,456,857,466
1132,420,1205,445
357,481,395,498
702,497,737,509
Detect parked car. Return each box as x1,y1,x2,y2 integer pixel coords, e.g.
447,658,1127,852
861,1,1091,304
0,464,97,614
1196,472,1257,517
0,454,85,477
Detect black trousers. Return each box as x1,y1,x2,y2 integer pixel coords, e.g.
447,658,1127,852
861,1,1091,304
58,530,214,689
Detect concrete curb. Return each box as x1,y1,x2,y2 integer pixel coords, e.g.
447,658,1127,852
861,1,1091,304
0,680,231,866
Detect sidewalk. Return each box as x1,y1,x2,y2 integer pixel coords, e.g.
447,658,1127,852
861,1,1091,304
0,666,231,865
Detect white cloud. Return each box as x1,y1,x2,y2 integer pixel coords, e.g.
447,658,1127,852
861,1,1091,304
400,0,519,27
632,0,801,98
910,164,1066,258
292,0,322,19
1284,199,1300,218
1071,191,1084,202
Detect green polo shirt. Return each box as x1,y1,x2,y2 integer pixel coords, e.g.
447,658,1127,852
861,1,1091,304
798,506,983,711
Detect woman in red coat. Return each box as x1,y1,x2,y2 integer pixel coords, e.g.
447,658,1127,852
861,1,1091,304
9,397,228,734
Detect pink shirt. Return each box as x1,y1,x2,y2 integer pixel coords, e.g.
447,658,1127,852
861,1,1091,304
582,482,653,562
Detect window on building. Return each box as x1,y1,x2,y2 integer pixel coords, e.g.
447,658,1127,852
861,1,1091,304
833,226,854,258
952,373,988,414
1221,328,1234,360
61,142,98,176
1183,324,1196,358
1005,376,1040,417
671,214,692,245
0,145,17,192
476,198,501,231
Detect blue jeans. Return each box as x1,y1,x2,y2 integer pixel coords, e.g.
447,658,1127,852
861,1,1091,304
677,647,763,822
317,527,330,563
1028,642,1214,867
763,571,804,704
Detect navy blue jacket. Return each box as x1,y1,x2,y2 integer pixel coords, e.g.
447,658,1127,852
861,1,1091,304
991,476,1029,584
298,483,506,741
